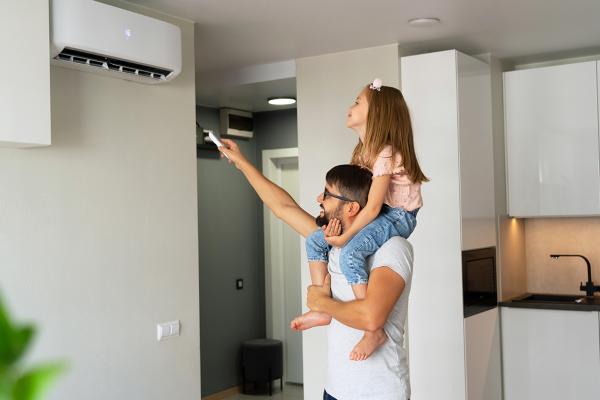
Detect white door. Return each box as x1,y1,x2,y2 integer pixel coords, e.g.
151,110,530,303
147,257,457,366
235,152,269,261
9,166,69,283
279,160,303,383
262,149,303,384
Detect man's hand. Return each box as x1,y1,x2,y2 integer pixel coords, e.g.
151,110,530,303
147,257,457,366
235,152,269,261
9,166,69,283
307,274,332,313
219,139,247,170
322,218,341,237
322,218,348,247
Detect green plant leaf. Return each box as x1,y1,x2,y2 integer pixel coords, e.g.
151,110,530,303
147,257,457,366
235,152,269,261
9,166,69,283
8,327,34,367
0,298,35,368
12,363,65,400
0,299,16,365
0,379,11,400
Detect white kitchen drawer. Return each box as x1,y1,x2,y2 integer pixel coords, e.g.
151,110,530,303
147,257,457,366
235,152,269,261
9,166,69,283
501,307,600,400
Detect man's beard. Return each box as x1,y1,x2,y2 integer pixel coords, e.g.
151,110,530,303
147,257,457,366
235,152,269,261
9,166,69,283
315,204,343,229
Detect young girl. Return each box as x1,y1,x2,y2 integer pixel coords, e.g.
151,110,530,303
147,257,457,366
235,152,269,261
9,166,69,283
293,79,428,361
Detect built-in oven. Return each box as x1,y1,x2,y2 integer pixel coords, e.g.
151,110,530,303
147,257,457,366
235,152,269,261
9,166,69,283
462,246,497,318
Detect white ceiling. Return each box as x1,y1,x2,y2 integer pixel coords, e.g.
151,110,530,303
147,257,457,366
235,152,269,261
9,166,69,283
197,77,297,112
125,0,600,110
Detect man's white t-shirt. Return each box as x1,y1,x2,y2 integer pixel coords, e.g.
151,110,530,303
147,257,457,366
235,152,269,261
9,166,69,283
325,237,413,400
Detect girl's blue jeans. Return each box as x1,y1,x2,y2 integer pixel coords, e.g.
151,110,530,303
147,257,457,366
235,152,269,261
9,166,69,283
306,206,418,285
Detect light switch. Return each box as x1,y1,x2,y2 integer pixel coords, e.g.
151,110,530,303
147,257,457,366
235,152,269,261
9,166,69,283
156,320,180,341
236,279,243,290
171,320,180,336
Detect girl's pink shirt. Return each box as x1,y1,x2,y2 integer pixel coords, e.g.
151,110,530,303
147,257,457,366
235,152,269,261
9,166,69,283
371,146,423,211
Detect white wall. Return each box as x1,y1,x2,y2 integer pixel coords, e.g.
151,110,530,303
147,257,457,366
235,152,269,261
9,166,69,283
295,44,400,399
0,0,50,147
0,2,200,399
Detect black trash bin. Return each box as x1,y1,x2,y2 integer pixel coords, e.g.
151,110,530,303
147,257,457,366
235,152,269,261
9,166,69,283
241,338,283,396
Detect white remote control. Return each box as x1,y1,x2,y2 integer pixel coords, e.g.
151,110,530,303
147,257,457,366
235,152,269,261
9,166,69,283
207,131,230,159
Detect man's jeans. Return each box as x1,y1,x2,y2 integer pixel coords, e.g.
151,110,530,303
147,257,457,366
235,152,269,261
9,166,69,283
323,390,337,400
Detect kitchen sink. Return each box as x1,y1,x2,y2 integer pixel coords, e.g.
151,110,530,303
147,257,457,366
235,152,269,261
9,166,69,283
518,294,585,303
502,293,600,309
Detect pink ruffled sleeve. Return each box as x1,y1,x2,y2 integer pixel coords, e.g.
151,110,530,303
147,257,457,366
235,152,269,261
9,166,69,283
372,146,401,177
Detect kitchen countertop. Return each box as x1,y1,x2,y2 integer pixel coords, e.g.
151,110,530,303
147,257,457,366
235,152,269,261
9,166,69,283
500,293,600,312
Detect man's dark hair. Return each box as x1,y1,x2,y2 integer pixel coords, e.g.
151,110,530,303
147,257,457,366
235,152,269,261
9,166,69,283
325,164,373,209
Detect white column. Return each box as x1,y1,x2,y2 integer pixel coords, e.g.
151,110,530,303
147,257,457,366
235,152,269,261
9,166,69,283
401,50,466,400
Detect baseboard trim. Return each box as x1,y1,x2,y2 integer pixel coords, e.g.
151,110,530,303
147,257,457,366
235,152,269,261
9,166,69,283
201,386,241,400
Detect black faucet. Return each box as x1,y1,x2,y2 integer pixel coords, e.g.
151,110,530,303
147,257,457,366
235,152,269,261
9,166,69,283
550,254,600,297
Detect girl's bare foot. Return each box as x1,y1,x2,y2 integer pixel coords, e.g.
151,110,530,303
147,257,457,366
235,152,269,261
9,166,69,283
290,311,332,331
349,329,387,361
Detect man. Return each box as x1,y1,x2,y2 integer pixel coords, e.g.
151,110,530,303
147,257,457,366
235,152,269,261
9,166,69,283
219,140,412,400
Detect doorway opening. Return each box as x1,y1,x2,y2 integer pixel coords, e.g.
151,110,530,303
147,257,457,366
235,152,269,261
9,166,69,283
262,148,302,384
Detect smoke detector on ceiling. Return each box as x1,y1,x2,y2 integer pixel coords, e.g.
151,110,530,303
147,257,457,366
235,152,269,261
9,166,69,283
408,17,441,27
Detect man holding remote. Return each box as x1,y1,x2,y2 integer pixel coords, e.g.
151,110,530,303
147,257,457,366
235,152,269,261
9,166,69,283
218,139,412,400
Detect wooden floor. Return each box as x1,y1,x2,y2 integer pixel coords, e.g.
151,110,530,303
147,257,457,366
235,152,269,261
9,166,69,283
224,383,303,400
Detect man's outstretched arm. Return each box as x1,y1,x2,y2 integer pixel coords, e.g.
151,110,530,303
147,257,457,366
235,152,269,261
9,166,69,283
307,267,405,332
219,139,317,238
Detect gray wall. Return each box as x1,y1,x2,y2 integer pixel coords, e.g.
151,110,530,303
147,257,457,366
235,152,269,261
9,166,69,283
254,108,299,286
0,2,200,400
254,108,299,162
196,106,297,396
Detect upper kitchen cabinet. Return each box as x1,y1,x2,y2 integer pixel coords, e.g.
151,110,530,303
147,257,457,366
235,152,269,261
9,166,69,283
0,1,51,147
504,61,600,217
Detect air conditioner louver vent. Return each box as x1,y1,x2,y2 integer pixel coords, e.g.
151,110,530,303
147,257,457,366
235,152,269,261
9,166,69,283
54,48,172,81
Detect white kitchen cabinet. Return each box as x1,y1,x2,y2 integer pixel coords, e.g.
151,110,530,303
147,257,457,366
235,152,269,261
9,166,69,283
0,1,51,147
458,54,496,251
501,307,600,400
464,309,502,400
504,61,600,217
401,50,496,400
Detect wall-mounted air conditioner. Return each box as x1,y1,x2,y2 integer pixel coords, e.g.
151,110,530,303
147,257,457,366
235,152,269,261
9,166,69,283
220,109,253,139
50,0,182,84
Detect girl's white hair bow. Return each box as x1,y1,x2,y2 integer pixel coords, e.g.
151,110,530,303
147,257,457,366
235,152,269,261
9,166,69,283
369,78,383,91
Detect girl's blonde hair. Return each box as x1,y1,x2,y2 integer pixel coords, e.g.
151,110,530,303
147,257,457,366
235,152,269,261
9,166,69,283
351,85,429,183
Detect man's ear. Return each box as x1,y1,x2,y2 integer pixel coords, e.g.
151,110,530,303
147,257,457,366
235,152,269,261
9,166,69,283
347,201,361,217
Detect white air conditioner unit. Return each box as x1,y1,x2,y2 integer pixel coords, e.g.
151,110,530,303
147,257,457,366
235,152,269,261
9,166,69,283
220,109,253,139
50,0,182,84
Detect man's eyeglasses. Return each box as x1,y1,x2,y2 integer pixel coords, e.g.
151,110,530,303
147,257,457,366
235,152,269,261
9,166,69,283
323,188,356,202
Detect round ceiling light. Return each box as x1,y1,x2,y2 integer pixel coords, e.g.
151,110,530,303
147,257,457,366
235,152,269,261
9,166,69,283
268,97,296,106
408,17,441,27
